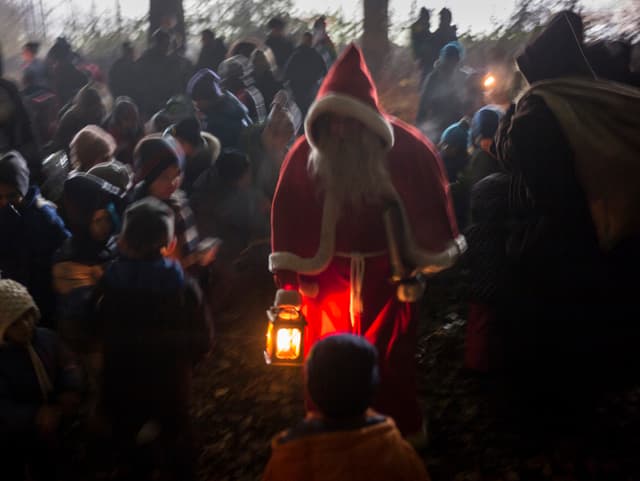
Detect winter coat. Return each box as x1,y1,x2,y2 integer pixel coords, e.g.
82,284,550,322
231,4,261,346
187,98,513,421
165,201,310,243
133,50,182,117
191,168,270,262
254,71,283,109
416,67,467,141
50,62,88,108
0,187,70,326
182,132,220,196
91,257,212,436
52,237,117,353
284,46,327,116
263,413,430,481
200,92,252,149
0,328,83,437
196,40,227,73
0,79,42,183
108,56,136,100
265,35,295,73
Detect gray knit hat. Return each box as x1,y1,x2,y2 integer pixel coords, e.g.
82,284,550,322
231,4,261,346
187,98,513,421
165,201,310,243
0,279,40,341
121,197,175,257
89,160,132,192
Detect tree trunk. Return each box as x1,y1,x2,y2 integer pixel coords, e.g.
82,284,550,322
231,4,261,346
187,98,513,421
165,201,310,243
149,0,185,44
362,0,390,78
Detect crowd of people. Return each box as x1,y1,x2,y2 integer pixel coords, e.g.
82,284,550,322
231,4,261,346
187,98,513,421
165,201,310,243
1,6,639,481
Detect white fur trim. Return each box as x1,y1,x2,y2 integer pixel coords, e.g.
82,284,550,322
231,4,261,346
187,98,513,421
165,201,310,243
269,185,466,276
304,93,395,151
201,132,221,162
274,289,302,308
269,196,337,275
389,188,467,274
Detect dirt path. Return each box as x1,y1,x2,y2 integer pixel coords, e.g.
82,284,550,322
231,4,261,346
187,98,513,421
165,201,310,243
191,277,640,481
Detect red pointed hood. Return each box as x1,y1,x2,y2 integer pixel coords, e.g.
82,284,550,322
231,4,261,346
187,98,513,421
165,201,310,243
304,44,395,150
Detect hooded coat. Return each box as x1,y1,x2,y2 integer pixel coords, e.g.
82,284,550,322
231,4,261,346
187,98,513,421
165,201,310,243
0,187,70,326
270,45,463,436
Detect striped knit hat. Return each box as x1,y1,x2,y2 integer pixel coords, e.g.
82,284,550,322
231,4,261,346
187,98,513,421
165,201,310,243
0,279,40,342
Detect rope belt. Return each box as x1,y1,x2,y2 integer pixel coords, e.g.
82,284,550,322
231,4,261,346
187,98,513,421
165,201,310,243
335,250,387,328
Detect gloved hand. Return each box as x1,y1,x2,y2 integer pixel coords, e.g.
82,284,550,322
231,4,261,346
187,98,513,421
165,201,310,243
273,288,302,308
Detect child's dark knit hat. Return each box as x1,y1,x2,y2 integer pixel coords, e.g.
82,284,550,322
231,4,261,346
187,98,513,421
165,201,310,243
306,334,380,419
133,134,185,186
121,197,175,255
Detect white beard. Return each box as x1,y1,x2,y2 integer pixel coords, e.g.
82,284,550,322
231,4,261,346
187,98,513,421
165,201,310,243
307,128,395,214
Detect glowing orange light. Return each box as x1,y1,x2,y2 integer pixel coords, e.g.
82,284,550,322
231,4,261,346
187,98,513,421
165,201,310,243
275,328,302,360
265,306,306,366
484,74,496,89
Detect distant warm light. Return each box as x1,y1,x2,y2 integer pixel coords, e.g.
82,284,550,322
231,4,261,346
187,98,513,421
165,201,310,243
484,74,496,89
276,328,302,360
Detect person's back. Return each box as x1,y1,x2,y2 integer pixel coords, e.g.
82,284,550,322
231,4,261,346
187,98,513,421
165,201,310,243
134,31,182,116
92,198,212,480
203,91,252,149
108,43,136,99
266,35,294,72
416,42,467,142
263,334,429,481
284,35,326,116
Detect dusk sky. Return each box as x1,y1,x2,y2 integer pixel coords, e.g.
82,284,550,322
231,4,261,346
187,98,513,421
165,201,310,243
52,0,617,35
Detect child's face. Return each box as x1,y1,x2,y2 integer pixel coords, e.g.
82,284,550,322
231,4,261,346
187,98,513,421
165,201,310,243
0,183,23,209
4,310,36,345
89,209,114,243
148,165,182,200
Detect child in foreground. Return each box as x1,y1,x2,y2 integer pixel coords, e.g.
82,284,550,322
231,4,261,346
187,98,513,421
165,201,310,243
263,333,430,481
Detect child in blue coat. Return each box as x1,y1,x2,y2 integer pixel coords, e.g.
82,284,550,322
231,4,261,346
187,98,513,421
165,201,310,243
0,151,70,326
0,279,84,481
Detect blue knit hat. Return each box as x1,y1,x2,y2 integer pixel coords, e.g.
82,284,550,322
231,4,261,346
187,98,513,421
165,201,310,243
440,119,470,151
439,41,464,61
306,334,379,419
470,106,503,147
187,69,223,101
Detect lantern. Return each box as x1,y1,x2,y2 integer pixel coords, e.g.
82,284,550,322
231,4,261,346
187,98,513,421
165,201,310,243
264,304,307,366
483,73,496,89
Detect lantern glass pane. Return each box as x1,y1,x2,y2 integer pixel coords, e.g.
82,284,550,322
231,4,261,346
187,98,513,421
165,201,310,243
275,327,302,360
266,322,274,356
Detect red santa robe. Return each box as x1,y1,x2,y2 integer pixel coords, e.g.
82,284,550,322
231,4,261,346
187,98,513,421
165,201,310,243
270,45,465,436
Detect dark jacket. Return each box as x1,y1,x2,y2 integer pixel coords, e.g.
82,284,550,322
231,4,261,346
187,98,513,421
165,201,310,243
133,49,182,117
108,56,136,99
255,70,283,109
0,187,70,326
53,237,117,353
0,79,42,183
91,257,212,434
196,40,227,73
191,166,270,262
51,62,88,108
284,46,326,116
182,132,220,196
200,92,252,149
0,328,83,437
416,67,467,140
265,35,295,72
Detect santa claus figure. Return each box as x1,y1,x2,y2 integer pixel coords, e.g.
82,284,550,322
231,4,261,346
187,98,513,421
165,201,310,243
270,45,466,438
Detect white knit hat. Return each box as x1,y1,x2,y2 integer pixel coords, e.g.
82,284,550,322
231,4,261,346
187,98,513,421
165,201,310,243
0,279,40,341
